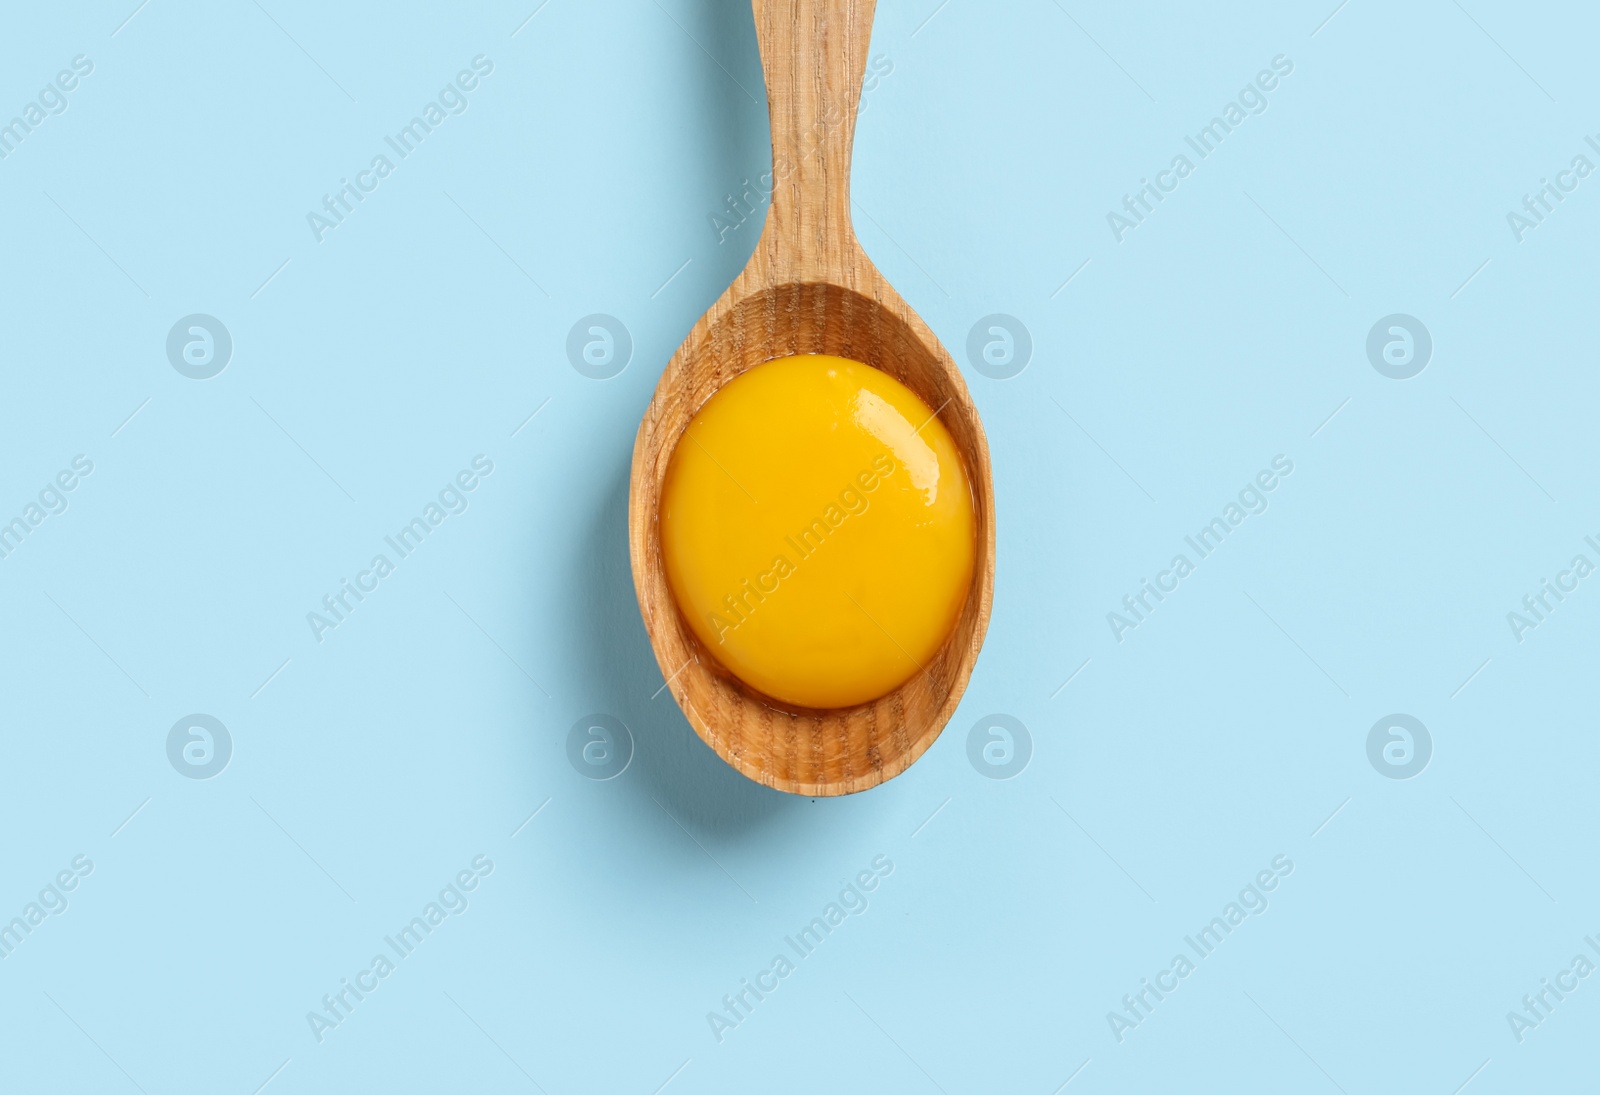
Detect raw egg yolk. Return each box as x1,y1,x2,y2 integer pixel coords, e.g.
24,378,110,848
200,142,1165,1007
659,353,976,709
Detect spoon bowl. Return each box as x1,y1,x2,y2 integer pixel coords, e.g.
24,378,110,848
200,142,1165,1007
629,0,994,795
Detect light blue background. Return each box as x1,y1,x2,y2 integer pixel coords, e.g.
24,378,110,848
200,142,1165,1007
2,1,1597,1092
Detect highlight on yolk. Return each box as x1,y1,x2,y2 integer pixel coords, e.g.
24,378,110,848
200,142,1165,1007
659,353,976,710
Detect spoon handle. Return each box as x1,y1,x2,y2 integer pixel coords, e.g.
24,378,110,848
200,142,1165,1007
750,0,878,281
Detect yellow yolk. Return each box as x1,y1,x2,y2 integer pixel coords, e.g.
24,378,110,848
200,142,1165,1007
659,353,976,709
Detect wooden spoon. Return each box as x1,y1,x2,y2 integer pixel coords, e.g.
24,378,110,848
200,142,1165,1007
629,0,995,796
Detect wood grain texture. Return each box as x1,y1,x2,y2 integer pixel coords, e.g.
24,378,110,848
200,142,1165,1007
628,0,995,796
